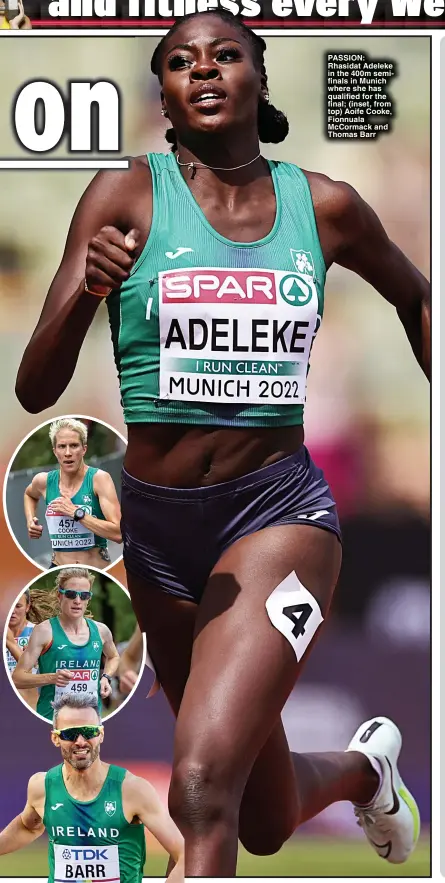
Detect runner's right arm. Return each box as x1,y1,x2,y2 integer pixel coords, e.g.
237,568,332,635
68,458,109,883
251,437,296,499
16,159,152,414
0,773,45,854
12,623,74,689
24,473,47,539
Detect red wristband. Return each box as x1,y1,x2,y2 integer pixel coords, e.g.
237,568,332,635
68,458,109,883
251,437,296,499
84,279,112,297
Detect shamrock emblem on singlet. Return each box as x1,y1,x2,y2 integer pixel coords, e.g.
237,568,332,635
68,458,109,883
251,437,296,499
104,800,116,817
295,253,313,274
290,249,315,279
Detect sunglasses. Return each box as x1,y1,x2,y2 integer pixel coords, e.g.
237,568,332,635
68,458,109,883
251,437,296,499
52,725,104,741
58,589,92,601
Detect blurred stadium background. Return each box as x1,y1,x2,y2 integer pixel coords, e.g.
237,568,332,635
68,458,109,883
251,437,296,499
0,35,430,875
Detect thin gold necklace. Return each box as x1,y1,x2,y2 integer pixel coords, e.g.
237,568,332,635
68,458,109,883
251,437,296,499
176,151,261,180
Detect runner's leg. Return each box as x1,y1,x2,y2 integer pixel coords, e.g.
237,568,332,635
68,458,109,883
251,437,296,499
129,525,378,875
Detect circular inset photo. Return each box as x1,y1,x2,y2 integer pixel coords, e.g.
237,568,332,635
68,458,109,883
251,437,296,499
3,565,146,724
4,415,125,570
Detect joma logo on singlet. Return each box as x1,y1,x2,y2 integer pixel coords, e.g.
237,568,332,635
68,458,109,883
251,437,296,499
161,269,278,304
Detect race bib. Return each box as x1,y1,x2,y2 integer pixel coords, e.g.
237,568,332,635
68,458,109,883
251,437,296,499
55,669,99,702
54,843,120,882
6,631,36,674
158,266,319,406
46,505,95,550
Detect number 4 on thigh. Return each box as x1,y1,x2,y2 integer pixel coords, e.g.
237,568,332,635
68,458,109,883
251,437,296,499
265,572,324,662
282,603,312,638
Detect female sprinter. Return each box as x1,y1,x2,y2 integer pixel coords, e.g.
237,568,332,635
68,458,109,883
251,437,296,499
16,11,429,876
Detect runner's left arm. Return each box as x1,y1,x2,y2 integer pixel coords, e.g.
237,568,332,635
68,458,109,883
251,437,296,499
0,773,45,854
123,775,184,882
51,470,122,543
330,181,430,380
98,624,120,698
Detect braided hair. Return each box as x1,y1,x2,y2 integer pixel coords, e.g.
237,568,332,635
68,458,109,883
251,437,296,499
150,10,289,152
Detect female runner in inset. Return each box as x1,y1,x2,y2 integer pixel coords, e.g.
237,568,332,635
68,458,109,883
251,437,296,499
24,418,122,569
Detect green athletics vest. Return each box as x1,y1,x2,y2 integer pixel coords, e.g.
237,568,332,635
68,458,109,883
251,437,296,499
37,617,103,722
107,152,326,428
43,764,146,883
45,467,107,552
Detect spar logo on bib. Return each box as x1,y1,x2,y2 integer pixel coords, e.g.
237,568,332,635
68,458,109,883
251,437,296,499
70,670,91,682
161,268,277,303
279,274,312,307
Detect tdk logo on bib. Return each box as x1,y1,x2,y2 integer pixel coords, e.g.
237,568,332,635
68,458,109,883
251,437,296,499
158,267,319,406
62,848,110,861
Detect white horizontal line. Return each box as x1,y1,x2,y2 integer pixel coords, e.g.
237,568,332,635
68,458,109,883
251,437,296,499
0,160,130,169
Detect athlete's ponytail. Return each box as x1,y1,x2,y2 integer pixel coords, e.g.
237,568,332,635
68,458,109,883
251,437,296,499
257,61,289,145
26,588,62,624
151,10,289,152
26,587,94,623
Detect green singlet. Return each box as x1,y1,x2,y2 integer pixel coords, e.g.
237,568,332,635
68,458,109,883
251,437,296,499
43,764,146,883
37,617,103,722
45,467,107,553
107,152,326,428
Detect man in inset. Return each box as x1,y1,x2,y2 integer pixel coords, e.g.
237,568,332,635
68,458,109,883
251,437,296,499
0,694,184,882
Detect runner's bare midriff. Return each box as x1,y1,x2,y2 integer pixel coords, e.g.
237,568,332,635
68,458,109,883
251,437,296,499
125,424,305,487
53,547,110,568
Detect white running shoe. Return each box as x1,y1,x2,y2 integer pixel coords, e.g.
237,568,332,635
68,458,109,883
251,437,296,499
346,716,420,864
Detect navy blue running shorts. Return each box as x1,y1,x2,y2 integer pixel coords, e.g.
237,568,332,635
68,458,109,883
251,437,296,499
121,446,341,604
